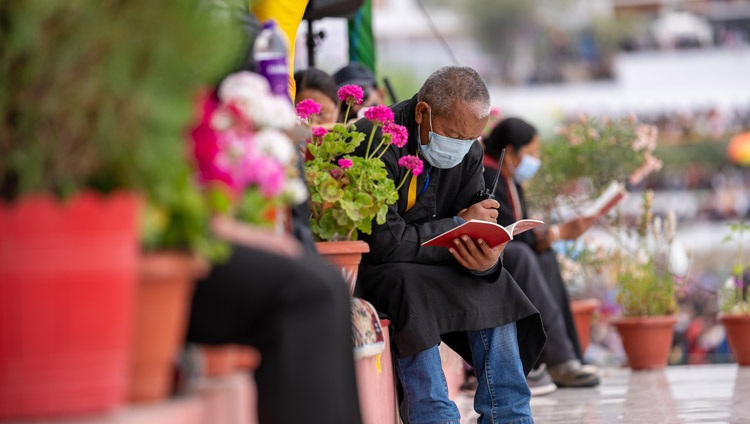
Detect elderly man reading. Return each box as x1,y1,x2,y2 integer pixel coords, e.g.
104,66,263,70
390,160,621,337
353,66,545,424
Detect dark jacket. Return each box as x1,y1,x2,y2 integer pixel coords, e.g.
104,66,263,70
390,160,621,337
353,96,545,374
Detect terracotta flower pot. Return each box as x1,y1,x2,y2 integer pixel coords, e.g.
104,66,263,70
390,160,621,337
129,251,205,403
0,192,139,419
720,314,750,366
315,240,370,296
201,345,238,377
613,315,677,370
570,298,600,354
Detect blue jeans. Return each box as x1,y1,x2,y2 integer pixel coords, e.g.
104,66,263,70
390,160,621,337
395,323,533,424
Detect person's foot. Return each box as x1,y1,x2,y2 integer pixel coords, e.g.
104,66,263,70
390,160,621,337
547,359,600,388
526,364,557,396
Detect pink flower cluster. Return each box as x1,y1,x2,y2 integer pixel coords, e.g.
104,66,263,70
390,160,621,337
338,84,364,105
296,99,322,120
364,105,394,126
191,91,292,198
398,155,424,177
384,122,409,148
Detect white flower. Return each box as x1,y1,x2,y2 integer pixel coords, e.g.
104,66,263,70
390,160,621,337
664,210,677,243
218,71,270,103
284,177,309,204
255,128,295,165
652,216,663,240
669,241,690,277
211,109,234,131
725,276,736,290
254,96,296,129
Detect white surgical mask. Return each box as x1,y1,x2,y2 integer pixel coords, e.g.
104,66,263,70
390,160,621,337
418,109,475,169
513,154,541,182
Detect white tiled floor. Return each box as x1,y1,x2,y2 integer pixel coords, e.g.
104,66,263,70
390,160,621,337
457,364,750,424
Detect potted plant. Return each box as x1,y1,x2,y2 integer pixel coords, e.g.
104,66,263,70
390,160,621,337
527,114,662,218
296,87,423,293
524,115,665,357
0,0,241,417
609,190,684,370
718,220,750,366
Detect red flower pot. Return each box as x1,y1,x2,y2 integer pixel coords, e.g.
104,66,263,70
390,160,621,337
0,192,139,419
570,298,600,354
129,251,204,403
613,315,677,370
720,314,750,366
315,240,370,296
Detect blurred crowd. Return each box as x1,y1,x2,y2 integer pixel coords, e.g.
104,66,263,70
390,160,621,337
637,104,750,142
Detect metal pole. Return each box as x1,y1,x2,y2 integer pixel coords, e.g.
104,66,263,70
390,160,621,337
306,19,316,68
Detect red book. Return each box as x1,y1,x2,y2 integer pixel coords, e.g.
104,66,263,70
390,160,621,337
422,219,544,249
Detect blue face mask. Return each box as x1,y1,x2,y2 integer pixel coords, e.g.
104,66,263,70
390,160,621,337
513,154,541,182
418,109,475,169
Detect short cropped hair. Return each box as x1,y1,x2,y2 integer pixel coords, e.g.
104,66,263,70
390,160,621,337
417,66,490,120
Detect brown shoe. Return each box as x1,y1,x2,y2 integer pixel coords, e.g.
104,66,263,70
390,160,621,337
547,360,600,388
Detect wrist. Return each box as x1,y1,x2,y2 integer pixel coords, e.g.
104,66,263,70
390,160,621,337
550,225,561,242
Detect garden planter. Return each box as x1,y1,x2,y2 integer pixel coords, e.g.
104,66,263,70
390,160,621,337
613,315,677,370
720,314,750,366
201,345,238,377
0,192,139,419
315,240,370,296
570,298,600,354
129,251,204,403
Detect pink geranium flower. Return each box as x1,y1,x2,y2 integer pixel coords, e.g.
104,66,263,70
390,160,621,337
337,84,364,105
312,126,328,138
398,155,424,177
296,99,322,120
384,122,409,148
364,105,394,126
337,158,353,169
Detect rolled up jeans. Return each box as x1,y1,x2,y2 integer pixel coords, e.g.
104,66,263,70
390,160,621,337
396,323,533,424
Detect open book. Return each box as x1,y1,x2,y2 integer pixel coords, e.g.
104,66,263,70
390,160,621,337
421,219,544,249
582,181,627,218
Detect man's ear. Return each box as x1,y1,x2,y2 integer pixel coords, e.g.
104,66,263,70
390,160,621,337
415,101,429,126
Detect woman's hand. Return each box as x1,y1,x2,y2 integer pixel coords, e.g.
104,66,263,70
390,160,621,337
448,236,506,273
558,215,597,240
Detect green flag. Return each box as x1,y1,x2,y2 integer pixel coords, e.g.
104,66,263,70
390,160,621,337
347,0,375,73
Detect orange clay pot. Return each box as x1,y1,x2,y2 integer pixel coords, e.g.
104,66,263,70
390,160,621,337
129,251,205,403
315,240,370,296
613,315,677,370
720,314,750,366
570,298,600,354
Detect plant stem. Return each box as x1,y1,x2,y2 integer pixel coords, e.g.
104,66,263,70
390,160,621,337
365,124,377,160
395,172,410,191
343,103,352,124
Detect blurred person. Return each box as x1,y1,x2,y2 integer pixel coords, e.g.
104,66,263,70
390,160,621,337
184,9,362,423
332,62,387,121
185,217,363,424
483,117,600,391
293,67,339,125
353,66,545,424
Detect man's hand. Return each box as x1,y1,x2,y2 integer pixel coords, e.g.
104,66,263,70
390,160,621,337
448,235,506,273
457,199,500,223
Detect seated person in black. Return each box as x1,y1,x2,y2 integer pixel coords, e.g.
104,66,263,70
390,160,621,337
483,117,600,392
353,66,545,424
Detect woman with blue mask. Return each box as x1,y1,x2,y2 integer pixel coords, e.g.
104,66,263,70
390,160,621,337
481,117,601,395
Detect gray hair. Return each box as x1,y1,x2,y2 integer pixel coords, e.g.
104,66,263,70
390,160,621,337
417,66,490,119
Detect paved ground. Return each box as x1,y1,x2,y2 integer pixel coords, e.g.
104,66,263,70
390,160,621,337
457,364,750,424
